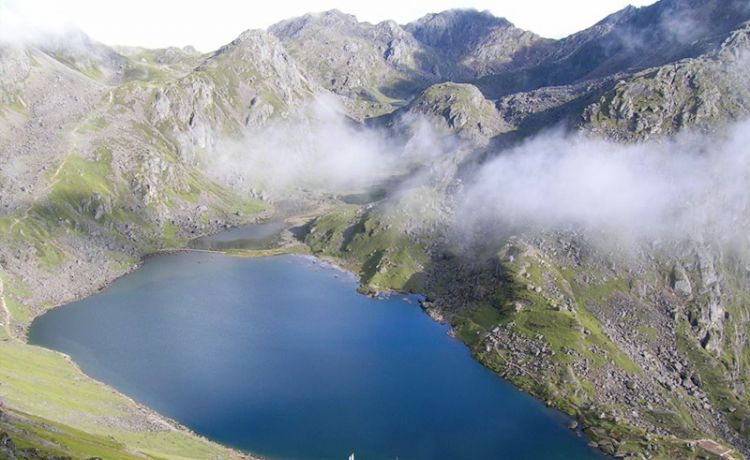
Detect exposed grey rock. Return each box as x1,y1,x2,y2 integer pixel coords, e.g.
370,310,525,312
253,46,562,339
386,82,509,142
477,0,750,98
405,9,545,79
672,265,693,297
583,21,750,140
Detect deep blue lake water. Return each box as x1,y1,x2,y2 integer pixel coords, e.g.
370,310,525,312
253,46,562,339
29,250,605,459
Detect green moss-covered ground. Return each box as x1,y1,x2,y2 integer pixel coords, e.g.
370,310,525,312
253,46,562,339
0,340,245,459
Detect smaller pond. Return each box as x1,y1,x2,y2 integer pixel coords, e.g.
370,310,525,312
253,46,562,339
189,221,287,250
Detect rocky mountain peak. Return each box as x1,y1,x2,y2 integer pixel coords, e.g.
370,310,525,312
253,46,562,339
720,20,750,55
270,9,361,39
227,28,280,49
405,10,514,52
476,0,750,98
4,2,750,459
403,9,545,79
205,28,304,77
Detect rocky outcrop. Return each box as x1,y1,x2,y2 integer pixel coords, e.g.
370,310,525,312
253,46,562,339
583,22,750,140
388,82,509,142
150,30,316,155
0,31,269,333
405,9,545,79
476,0,750,98
270,9,546,117
270,10,442,116
0,46,31,104
3,1,750,458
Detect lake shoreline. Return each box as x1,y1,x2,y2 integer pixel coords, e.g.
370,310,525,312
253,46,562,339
5,207,329,460
3,214,285,460
20,206,606,459
29,250,606,459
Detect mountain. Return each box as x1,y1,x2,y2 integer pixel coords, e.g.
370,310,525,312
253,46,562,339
404,9,546,78
0,31,273,460
476,0,750,97
269,10,440,116
269,9,545,117
2,0,750,458
382,82,510,142
584,21,750,140
150,29,316,154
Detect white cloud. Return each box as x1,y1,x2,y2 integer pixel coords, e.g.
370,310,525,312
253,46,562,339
456,123,750,244
205,95,401,196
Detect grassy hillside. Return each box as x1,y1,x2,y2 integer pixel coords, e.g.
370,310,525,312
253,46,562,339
0,35,270,460
299,198,746,459
0,342,247,459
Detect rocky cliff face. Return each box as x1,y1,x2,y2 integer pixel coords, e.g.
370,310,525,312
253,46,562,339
269,9,547,117
0,30,290,337
291,3,750,458
385,82,509,142
583,21,750,140
405,9,546,79
150,30,316,156
269,10,439,116
476,0,750,98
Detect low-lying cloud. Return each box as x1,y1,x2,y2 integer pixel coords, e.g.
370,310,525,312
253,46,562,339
203,95,453,198
457,121,750,244
0,0,75,46
201,92,750,249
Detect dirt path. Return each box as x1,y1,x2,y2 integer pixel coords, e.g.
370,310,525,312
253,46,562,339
690,439,739,459
0,278,11,337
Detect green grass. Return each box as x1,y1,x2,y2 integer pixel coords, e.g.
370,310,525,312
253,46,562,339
5,150,119,271
0,214,67,271
5,412,138,460
0,266,34,329
304,205,428,292
471,303,504,328
0,340,243,459
454,303,504,347
0,65,278,457
0,94,29,115
638,325,658,344
161,220,183,247
677,321,750,433
475,253,642,373
76,116,110,134
52,52,104,81
224,245,311,258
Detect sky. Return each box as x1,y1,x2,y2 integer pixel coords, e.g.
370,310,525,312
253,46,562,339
1,0,658,51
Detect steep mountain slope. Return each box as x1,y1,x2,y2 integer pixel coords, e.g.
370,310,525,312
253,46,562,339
150,29,316,155
300,6,750,459
269,9,545,117
0,29,308,459
405,9,546,79
269,10,440,116
584,21,750,140
381,82,509,142
476,0,750,98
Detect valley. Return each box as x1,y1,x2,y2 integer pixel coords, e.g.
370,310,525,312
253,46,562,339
2,0,750,459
